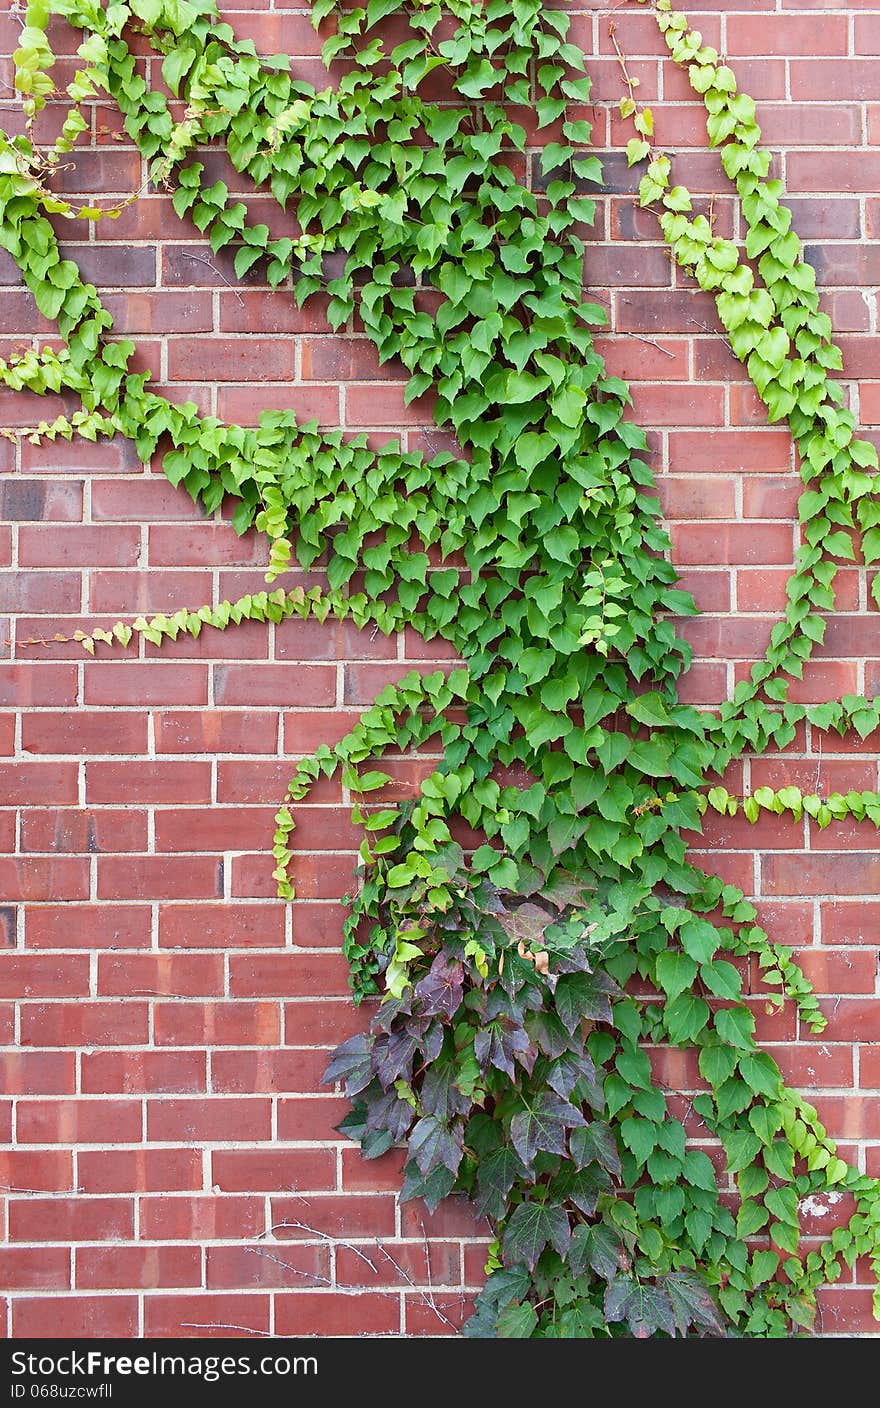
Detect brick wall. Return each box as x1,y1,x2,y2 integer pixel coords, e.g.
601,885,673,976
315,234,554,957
0,0,878,1339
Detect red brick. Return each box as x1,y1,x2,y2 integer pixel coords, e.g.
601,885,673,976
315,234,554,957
154,1000,281,1047
0,1247,70,1291
790,60,880,104
812,1094,880,1141
206,1242,329,1290
220,290,330,334
76,1245,201,1290
0,663,77,706
211,1149,335,1192
0,571,82,616
463,1242,494,1286
20,1001,149,1047
741,477,803,520
91,478,200,520
84,662,209,705
0,1051,75,1095
400,1196,486,1239
21,710,148,754
0,857,88,901
752,757,871,796
648,1046,702,1091
9,1197,133,1243
275,1291,400,1335
0,388,80,426
81,1050,206,1094
97,952,225,997
228,953,349,999
148,523,269,566
341,661,434,705
750,999,799,1045
659,477,736,520
104,289,213,332
24,904,151,949
271,1194,396,1241
161,240,259,286
405,1293,474,1334
154,806,274,853
0,487,81,526
18,525,140,567
289,903,351,948
284,1000,369,1047
815,1287,878,1336
678,617,771,662
21,806,148,854
218,756,342,803
159,903,285,949
12,1296,138,1339
728,14,847,56
857,1036,880,1087
789,149,880,199
817,998,880,1043
671,523,795,567
89,568,213,614
17,1098,143,1144
167,337,295,382
78,1148,202,1194
143,1292,270,1338
231,851,354,900
210,1049,329,1094
685,851,755,894
20,436,141,475
346,384,434,427
0,954,90,997
301,337,400,382
138,1196,264,1241
275,615,398,662
0,762,79,804
147,1098,272,1142
822,901,880,946
1,2,878,1343
215,663,336,706
281,710,362,755
275,1097,348,1143
0,1149,73,1194
762,854,879,898
340,1146,406,1193
86,760,211,803
97,855,223,900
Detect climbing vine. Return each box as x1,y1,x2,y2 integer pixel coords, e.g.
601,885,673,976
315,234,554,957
3,0,880,1337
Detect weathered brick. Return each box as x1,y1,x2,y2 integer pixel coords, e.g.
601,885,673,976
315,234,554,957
97,855,224,900
13,1296,138,1338
80,1049,207,1095
76,1245,201,1290
143,1292,270,1339
24,904,151,949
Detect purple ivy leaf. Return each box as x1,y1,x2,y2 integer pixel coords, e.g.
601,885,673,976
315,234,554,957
661,1271,727,1338
415,949,464,1019
604,1274,677,1339
322,1032,374,1097
372,1027,420,1087
409,1113,465,1178
509,1091,586,1167
363,1086,414,1143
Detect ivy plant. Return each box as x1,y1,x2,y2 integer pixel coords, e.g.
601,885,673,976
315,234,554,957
2,0,880,1338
